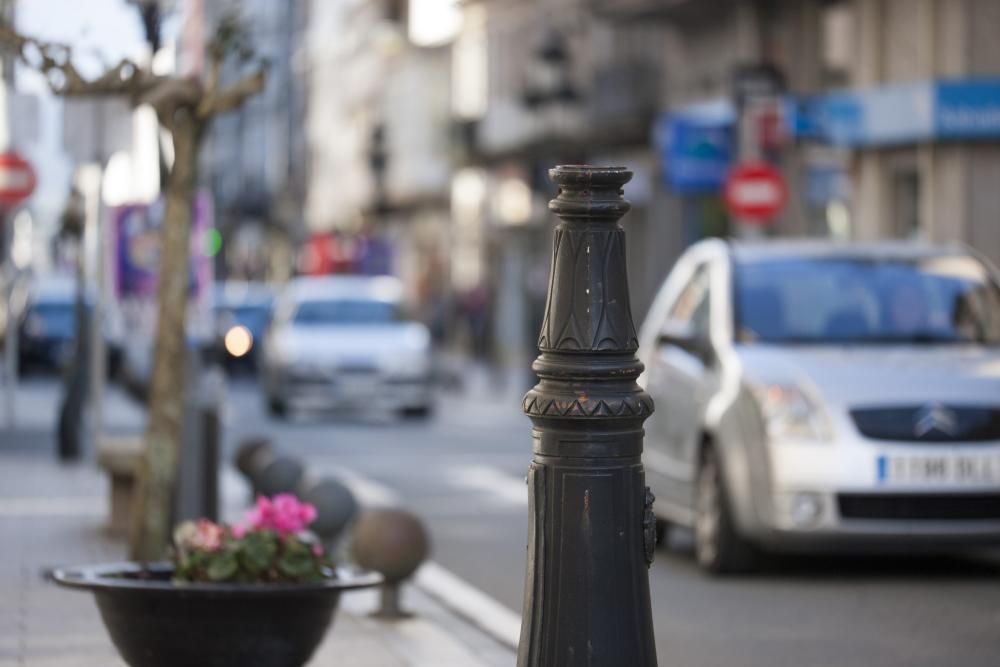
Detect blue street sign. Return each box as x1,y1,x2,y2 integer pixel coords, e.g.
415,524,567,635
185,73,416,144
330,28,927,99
656,101,735,194
935,78,1000,138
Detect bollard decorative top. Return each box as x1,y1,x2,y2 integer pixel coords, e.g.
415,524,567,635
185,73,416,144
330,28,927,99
547,165,632,221
524,164,652,421
537,165,639,354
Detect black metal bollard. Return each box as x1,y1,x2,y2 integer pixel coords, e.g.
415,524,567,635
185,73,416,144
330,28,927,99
518,165,657,666
199,403,221,521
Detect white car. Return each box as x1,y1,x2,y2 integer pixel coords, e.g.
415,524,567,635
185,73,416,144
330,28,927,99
638,240,1000,573
262,276,433,418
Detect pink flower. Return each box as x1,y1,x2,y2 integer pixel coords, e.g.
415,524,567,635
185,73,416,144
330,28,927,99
242,494,318,537
191,519,225,552
231,523,248,539
312,544,324,558
244,495,274,530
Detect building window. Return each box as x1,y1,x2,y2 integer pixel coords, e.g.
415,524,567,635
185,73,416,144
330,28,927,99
821,2,853,88
385,0,407,25
891,167,921,239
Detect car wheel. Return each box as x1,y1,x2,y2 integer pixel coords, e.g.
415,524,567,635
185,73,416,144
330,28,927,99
268,397,288,419
694,446,758,574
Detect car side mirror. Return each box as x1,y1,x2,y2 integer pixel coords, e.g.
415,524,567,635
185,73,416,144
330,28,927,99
656,319,713,361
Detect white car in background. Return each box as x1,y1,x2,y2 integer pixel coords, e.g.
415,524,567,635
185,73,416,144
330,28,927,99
638,240,1000,573
262,275,433,419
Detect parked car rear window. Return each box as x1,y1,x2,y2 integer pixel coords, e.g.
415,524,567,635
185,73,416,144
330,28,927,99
734,255,1000,345
292,299,398,325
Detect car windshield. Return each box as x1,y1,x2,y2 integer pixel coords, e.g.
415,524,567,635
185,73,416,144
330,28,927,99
734,255,1000,345
292,299,398,325
221,304,271,330
28,302,76,334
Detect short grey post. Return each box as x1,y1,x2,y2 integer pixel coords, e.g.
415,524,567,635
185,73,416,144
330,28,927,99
518,165,658,666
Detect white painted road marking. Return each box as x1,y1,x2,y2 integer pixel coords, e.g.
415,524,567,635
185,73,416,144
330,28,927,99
446,465,527,506
416,561,521,650
308,463,524,649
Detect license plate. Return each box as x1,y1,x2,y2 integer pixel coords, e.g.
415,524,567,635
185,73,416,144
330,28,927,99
876,454,1000,486
339,377,378,394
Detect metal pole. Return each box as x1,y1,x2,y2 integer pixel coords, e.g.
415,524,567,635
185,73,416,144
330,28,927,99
2,208,15,429
518,165,658,666
0,74,14,429
82,164,106,449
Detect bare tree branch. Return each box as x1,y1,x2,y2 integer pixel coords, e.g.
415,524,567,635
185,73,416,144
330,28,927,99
0,25,189,111
140,76,202,124
198,66,266,118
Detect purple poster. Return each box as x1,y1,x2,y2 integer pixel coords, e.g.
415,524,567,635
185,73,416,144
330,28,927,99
113,192,213,298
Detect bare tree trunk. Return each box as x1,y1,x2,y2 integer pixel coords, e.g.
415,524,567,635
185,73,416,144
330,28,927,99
129,109,203,561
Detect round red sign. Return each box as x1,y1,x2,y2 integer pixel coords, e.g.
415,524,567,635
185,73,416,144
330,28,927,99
0,151,36,207
723,162,786,225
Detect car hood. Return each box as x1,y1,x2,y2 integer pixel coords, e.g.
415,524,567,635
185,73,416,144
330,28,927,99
272,323,428,366
736,344,1000,407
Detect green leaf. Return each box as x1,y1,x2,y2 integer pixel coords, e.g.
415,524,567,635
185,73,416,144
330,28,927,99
241,535,277,573
283,535,310,556
278,552,316,579
206,553,239,581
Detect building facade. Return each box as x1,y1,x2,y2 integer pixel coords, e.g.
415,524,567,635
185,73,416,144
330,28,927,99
827,0,1000,266
304,0,455,331
194,0,310,282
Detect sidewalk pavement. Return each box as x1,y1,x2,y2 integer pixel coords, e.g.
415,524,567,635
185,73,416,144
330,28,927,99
0,384,516,667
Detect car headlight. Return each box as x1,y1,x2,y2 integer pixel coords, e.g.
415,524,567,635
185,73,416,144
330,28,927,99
403,325,431,350
388,353,430,377
224,325,253,358
751,383,831,442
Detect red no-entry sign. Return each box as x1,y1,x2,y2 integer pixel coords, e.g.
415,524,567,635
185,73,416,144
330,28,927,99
723,162,786,225
0,151,36,207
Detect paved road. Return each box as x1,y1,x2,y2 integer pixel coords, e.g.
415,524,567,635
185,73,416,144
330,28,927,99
218,378,1000,667
11,377,1000,666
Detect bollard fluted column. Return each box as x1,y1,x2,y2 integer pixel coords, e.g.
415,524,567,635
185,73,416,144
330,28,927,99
518,165,657,667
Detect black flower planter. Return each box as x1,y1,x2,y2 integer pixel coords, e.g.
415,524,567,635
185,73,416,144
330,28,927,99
53,562,382,667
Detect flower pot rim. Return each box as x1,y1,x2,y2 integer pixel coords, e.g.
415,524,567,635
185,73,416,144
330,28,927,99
52,561,383,596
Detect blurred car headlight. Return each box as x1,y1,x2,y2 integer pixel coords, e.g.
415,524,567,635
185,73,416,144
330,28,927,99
751,383,831,442
224,325,253,358
387,353,431,377
403,325,431,350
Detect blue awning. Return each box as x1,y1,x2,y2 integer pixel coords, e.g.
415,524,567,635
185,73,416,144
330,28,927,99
786,78,1000,146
